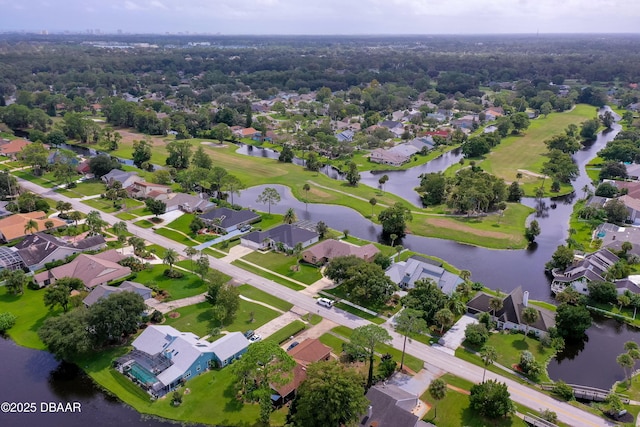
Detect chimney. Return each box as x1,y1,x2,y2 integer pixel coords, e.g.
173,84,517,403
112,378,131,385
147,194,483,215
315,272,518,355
523,291,529,307
367,405,373,420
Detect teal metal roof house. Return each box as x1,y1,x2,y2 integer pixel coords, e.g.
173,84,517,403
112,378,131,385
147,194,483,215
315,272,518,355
116,325,249,397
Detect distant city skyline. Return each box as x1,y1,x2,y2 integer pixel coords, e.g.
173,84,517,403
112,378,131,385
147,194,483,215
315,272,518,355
1,0,639,35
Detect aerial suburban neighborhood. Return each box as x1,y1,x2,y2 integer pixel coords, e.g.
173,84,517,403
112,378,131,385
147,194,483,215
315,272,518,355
1,19,640,427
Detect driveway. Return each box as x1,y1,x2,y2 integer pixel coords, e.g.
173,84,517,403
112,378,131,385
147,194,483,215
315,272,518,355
434,314,478,355
388,362,445,396
254,311,300,338
194,229,242,250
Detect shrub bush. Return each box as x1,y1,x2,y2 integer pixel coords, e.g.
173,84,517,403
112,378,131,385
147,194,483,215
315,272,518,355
552,380,574,401
464,323,489,347
163,269,184,279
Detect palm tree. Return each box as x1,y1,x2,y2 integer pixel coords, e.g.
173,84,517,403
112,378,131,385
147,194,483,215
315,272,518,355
582,184,590,200
395,308,427,371
624,341,639,352
302,183,310,210
283,208,297,224
460,270,471,282
617,352,634,387
68,210,82,227
44,220,54,231
163,248,179,273
369,197,377,217
24,219,38,235
427,378,447,420
521,307,539,340
390,233,398,247
434,308,454,334
630,293,640,320
489,296,503,318
480,346,498,382
618,294,631,312
446,292,466,316
535,186,545,200
184,247,197,269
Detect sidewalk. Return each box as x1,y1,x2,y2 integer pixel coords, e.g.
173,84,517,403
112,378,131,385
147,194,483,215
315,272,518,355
145,293,207,314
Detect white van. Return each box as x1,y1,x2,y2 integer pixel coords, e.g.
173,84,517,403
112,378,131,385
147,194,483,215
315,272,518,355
317,297,334,308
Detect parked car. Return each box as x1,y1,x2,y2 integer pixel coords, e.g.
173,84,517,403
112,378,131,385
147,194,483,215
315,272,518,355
249,334,262,343
244,330,255,339
239,224,252,232
317,297,334,308
286,341,299,351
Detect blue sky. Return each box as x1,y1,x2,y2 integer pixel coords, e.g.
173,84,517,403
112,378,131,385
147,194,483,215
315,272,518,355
1,0,639,34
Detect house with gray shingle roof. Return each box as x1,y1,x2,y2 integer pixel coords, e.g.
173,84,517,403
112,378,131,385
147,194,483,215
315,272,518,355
241,224,319,251
199,207,260,233
83,281,152,307
115,326,248,397
385,256,464,295
101,169,139,188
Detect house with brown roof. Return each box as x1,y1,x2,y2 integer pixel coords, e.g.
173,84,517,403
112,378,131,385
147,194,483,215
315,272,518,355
232,127,260,139
271,339,332,406
0,139,32,159
616,195,640,223
301,239,380,265
33,249,131,288
14,232,106,271
127,181,172,199
0,212,66,243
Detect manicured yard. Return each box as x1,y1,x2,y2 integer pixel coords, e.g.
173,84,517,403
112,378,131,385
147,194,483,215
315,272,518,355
253,212,284,231
231,260,306,291
420,373,528,427
342,235,396,257
333,301,386,324
56,179,106,198
241,250,321,285
164,213,194,235
135,219,155,229
319,332,348,354
82,197,121,213
396,250,462,274
75,347,286,426
0,287,58,350
115,212,138,220
330,326,424,372
237,284,293,311
11,170,58,188
154,227,198,245
134,264,216,300
164,299,279,337
459,331,555,383
266,320,307,344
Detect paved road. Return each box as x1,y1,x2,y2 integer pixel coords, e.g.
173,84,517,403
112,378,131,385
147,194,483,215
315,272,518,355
20,178,615,427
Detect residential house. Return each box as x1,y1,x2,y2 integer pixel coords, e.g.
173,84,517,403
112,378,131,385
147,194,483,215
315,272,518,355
424,130,449,138
467,287,556,337
379,120,403,131
406,136,435,152
483,125,498,134
127,181,172,199
301,239,380,265
361,384,432,427
271,339,332,406
385,256,464,295
369,148,410,167
115,325,249,397
585,195,609,209
233,127,260,139
626,163,640,180
33,249,131,288
0,212,66,243
614,195,640,224
47,150,78,166
101,169,139,188
549,248,620,295
14,232,106,271
336,129,355,143
0,139,32,159
594,223,640,257
611,180,640,199
157,192,215,213
241,224,319,251
83,281,152,306
426,112,447,122
451,114,477,130
76,160,91,176
199,207,260,233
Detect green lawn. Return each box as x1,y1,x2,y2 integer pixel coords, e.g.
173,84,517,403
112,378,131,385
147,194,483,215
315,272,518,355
420,373,528,427
153,227,198,245
237,284,293,311
475,104,597,195
115,212,138,220
266,320,307,344
56,179,106,198
324,283,401,318
333,301,386,324
330,326,424,372
254,212,285,231
241,251,321,285
135,219,155,229
134,265,215,300
319,332,348,354
231,260,306,291
82,197,121,213
0,287,59,350
11,170,58,188
460,332,555,383
396,250,461,274
569,199,604,250
75,347,286,426
165,213,195,235
164,299,280,337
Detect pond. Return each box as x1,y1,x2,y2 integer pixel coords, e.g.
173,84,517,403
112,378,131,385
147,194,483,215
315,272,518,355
547,316,640,389
0,338,191,427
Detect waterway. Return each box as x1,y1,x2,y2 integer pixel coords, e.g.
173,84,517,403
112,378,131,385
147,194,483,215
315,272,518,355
0,338,189,427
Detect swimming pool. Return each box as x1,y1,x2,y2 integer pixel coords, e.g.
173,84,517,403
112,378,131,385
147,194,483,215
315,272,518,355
129,363,157,386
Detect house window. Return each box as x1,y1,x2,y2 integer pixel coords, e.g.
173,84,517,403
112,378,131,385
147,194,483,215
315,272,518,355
184,371,191,379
